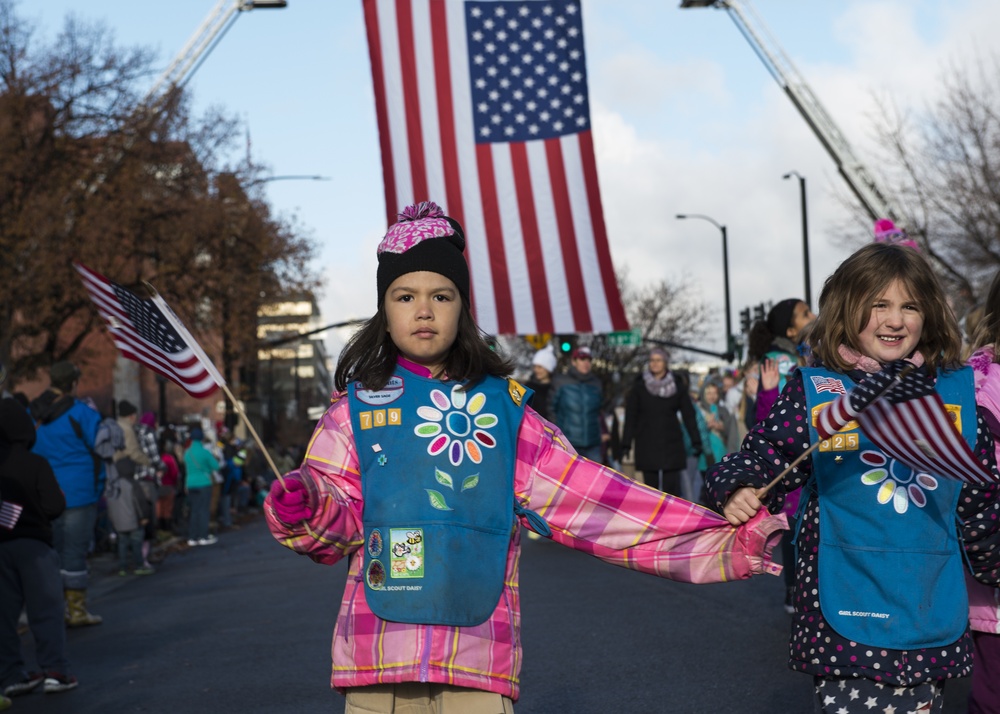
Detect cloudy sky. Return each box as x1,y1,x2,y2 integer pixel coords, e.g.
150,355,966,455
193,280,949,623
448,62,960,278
32,0,1000,360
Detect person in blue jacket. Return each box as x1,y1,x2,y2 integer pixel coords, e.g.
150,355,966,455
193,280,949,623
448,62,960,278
550,346,605,461
28,362,104,627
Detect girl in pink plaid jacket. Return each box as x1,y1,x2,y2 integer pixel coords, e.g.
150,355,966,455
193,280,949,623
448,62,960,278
265,202,785,714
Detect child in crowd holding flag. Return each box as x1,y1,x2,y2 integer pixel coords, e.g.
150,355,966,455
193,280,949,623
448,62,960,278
965,269,1000,714
707,242,1000,713
264,201,786,713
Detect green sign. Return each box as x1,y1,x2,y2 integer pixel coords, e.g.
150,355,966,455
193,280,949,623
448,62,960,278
606,329,642,347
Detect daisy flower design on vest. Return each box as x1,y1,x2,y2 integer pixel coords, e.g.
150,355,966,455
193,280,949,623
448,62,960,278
859,450,938,514
414,383,498,467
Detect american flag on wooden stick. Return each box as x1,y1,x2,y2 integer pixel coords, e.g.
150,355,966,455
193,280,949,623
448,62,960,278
73,262,224,399
816,364,995,485
0,498,22,530
362,0,628,335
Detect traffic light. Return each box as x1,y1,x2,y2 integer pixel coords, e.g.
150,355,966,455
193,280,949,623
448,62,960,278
753,303,766,324
739,307,751,334
557,334,576,354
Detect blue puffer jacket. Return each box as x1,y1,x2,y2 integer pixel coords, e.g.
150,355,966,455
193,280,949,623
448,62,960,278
550,368,603,448
30,392,104,508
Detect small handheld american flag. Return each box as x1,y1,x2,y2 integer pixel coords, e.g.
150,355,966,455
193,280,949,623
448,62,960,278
0,498,23,530
817,363,996,486
74,263,224,399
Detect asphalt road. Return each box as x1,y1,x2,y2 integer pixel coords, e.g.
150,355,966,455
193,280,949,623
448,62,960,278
12,518,973,713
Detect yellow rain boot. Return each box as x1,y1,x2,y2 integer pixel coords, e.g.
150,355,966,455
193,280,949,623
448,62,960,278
64,589,102,627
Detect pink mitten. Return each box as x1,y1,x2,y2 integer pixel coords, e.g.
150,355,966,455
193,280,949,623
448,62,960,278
269,477,315,523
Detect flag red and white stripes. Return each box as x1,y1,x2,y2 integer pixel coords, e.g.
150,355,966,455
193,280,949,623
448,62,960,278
814,366,996,485
362,0,628,335
74,263,224,399
861,395,994,486
816,393,858,441
0,499,22,530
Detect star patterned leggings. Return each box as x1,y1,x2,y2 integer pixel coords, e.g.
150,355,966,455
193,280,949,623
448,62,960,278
814,676,943,713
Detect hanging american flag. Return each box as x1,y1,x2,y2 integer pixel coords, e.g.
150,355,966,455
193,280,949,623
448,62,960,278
816,364,996,486
73,262,224,400
0,499,22,530
362,0,628,335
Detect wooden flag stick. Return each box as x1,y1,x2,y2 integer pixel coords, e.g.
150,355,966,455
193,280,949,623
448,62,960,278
220,384,321,540
220,383,287,488
757,442,821,498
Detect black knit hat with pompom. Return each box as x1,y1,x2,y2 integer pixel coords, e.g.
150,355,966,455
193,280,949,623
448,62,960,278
376,201,469,307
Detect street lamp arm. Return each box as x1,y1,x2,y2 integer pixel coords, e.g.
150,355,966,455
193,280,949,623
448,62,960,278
246,174,331,187
261,318,365,347
675,213,724,231
675,212,733,361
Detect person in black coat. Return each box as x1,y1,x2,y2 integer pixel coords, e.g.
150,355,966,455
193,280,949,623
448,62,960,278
0,398,78,696
617,348,702,495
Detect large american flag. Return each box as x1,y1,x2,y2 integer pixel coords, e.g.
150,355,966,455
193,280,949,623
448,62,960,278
816,365,996,486
362,0,628,335
74,263,224,399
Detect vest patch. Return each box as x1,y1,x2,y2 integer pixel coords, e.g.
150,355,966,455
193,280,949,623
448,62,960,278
367,529,383,557
389,528,424,578
366,560,386,590
356,376,405,405
358,408,402,430
508,378,527,407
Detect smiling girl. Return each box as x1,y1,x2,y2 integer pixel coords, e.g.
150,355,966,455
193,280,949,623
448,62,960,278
706,242,1000,713
264,201,785,714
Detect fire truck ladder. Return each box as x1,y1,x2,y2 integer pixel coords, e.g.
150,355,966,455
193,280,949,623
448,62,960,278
680,0,901,223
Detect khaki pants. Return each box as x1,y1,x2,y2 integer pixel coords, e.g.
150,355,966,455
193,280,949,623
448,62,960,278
345,683,514,714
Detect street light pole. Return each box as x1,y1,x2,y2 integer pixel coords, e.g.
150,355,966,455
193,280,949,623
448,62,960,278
675,213,733,361
783,171,811,307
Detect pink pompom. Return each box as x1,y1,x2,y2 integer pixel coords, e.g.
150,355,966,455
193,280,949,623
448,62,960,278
398,201,444,223
873,218,919,250
873,218,897,237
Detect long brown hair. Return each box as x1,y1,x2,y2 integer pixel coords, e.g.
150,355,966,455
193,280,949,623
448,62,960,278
809,243,961,372
971,270,1000,360
333,299,514,391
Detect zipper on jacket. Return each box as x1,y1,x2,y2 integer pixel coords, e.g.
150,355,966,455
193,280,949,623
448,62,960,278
344,574,362,642
419,625,431,681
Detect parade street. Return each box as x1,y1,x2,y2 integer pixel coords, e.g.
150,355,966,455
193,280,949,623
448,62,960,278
14,517,972,714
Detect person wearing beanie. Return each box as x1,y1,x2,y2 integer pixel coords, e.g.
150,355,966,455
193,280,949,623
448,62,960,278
28,362,105,628
525,345,557,421
550,345,605,460
618,347,702,496
264,199,786,712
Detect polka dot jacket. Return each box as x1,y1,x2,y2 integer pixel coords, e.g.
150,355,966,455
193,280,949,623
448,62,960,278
705,367,1000,686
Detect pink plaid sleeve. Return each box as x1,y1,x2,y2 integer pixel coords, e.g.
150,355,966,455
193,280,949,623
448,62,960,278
264,396,365,565
514,409,785,582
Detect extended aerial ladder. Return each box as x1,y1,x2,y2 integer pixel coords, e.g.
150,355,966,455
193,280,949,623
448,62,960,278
679,0,902,224
144,0,287,115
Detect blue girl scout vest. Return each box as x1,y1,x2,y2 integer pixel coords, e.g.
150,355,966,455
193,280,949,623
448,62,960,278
802,366,974,650
349,369,534,627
